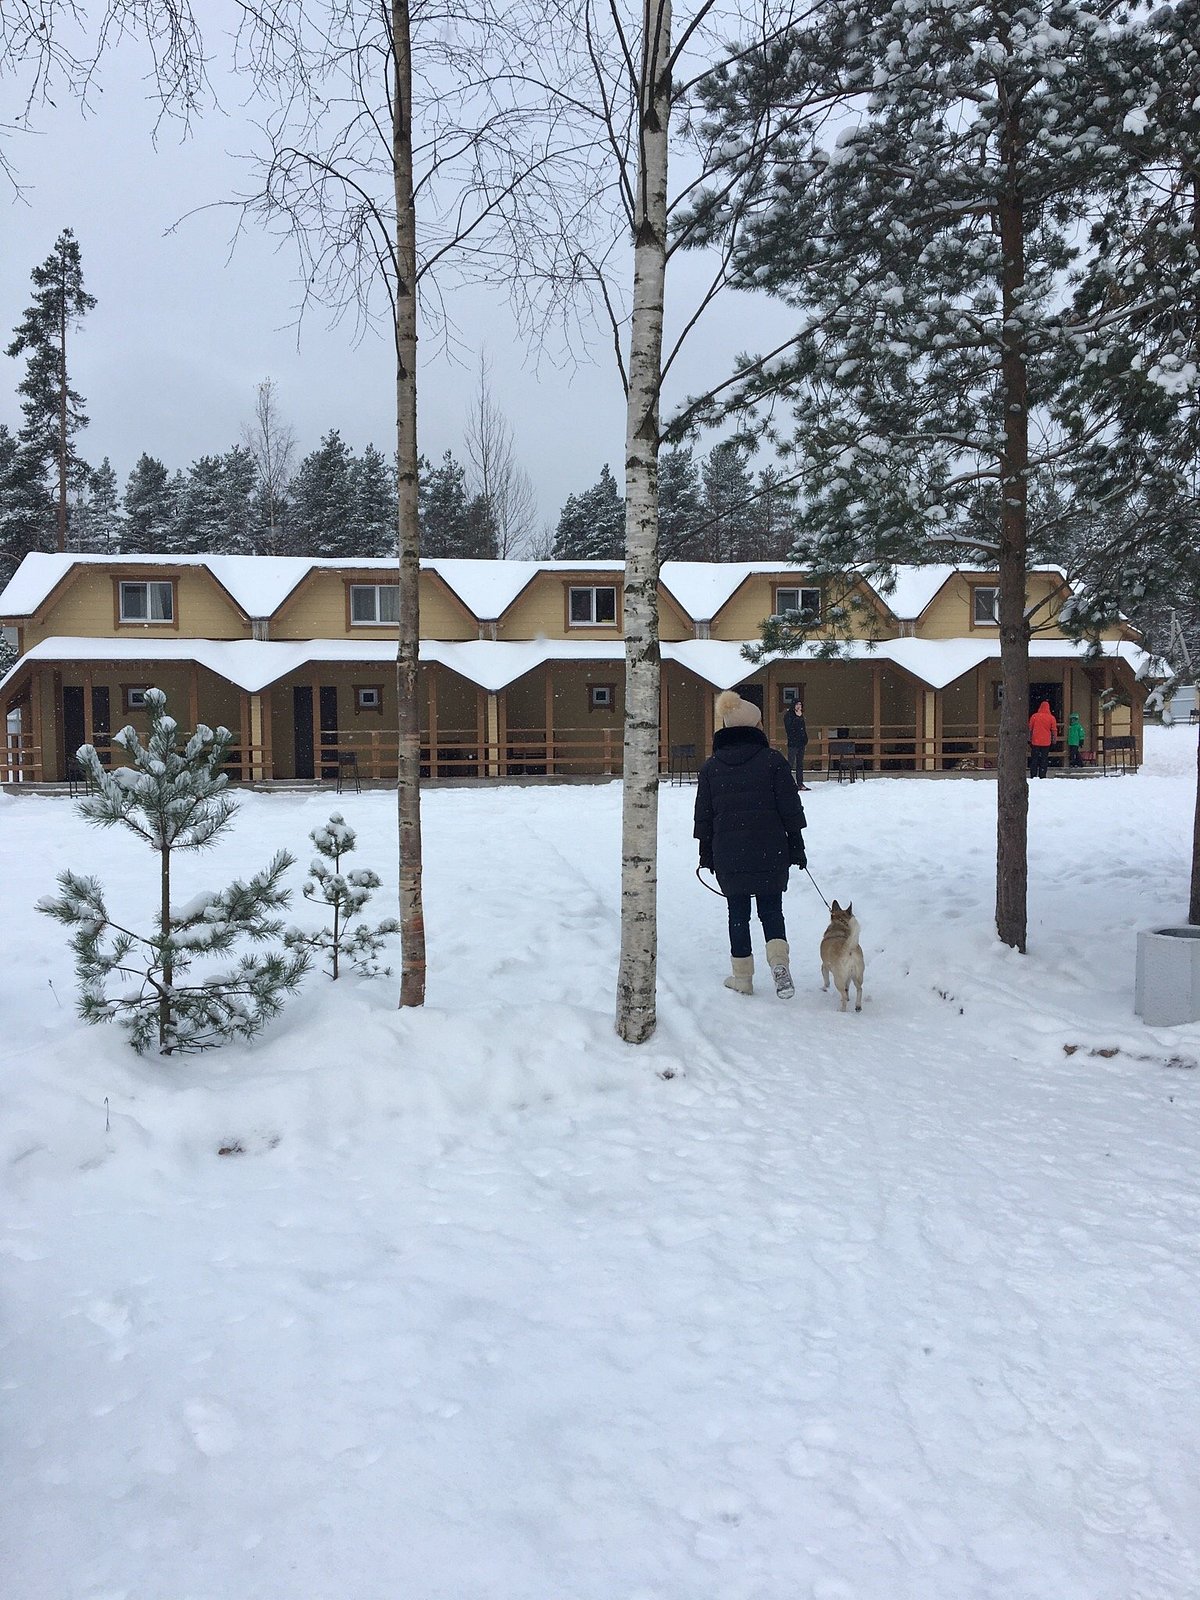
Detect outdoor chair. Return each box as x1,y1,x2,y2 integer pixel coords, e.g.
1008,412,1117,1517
668,743,697,786
335,750,362,795
1100,735,1137,775
828,739,866,784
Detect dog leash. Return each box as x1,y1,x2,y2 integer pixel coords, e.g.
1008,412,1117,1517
696,863,833,911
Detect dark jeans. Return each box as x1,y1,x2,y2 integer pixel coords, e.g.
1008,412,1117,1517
788,745,807,785
1030,744,1050,779
1069,747,1082,767
727,892,786,959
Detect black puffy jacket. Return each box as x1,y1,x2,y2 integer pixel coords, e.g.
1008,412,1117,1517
694,726,807,896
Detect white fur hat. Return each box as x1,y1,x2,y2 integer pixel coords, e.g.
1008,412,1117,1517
715,690,762,729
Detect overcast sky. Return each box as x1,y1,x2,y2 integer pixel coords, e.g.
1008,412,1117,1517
0,9,797,529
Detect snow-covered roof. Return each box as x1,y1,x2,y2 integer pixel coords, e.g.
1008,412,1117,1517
658,562,796,622
2,634,1145,705
0,552,633,623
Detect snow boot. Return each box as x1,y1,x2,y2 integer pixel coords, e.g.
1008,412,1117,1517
724,956,754,995
766,939,795,999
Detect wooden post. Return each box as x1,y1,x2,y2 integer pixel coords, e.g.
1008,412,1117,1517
262,689,274,780
545,668,555,777
1130,671,1144,766
1062,667,1073,773
240,691,252,781
923,689,937,772
476,687,486,779
30,671,44,782
498,691,508,778
51,669,63,781
486,692,500,778
189,662,200,733
428,666,439,780
1101,664,1112,758
249,693,265,782
976,668,987,765
704,688,715,754
311,674,322,782
659,668,669,775
82,670,94,751
871,664,882,772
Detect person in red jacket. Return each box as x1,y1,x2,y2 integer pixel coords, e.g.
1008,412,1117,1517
1028,699,1058,779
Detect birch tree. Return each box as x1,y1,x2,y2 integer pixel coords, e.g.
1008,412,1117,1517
229,1,583,1007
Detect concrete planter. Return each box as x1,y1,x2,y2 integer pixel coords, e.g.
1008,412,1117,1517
1135,926,1200,1026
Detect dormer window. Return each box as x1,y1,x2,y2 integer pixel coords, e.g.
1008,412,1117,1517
774,585,821,622
349,583,400,625
568,585,618,626
118,580,174,624
972,585,999,626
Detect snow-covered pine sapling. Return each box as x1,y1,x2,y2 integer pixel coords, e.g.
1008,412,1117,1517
37,688,309,1054
285,813,399,979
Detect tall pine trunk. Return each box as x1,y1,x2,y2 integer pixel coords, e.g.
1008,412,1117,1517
57,268,68,553
994,94,1030,953
1189,175,1200,929
615,0,671,1045
393,0,426,1006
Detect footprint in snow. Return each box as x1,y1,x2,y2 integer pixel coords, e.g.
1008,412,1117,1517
184,1398,239,1457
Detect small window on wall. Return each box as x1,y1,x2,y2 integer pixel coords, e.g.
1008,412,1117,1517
779,684,805,711
974,586,1000,625
774,586,821,622
350,584,400,625
123,686,151,712
588,683,616,712
356,685,383,712
119,580,174,623
991,682,1004,709
569,586,618,626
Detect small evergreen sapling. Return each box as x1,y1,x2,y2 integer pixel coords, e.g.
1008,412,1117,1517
38,689,309,1054
286,813,399,979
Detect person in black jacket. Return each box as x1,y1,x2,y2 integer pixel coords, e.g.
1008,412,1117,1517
783,699,810,790
694,690,807,998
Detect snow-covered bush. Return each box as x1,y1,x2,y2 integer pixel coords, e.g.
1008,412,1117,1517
285,812,399,979
38,688,308,1054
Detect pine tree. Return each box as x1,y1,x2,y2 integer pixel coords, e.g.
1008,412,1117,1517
289,429,358,556
71,457,123,553
420,449,486,556
658,447,703,558
700,441,757,562
222,445,260,555
5,228,96,553
285,813,400,978
38,690,309,1054
122,454,178,552
175,455,228,554
351,443,397,557
552,464,624,559
692,0,1156,951
752,465,798,561
0,422,51,583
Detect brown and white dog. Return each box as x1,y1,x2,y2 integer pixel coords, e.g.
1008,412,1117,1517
820,900,865,1013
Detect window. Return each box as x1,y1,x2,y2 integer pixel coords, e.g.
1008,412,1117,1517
991,681,1004,709
774,586,821,622
588,683,616,712
119,580,174,624
122,686,151,712
779,684,805,711
356,685,383,712
568,585,618,626
973,586,1000,626
349,584,400,625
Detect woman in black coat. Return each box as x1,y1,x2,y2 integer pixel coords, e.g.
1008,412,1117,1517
694,690,807,998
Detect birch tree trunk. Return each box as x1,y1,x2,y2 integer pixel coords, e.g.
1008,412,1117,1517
393,0,426,1006
615,0,671,1044
994,93,1030,953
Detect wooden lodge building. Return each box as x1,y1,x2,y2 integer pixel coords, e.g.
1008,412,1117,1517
0,553,1144,785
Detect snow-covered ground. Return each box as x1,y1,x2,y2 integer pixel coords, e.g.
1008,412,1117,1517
3,729,1199,1600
